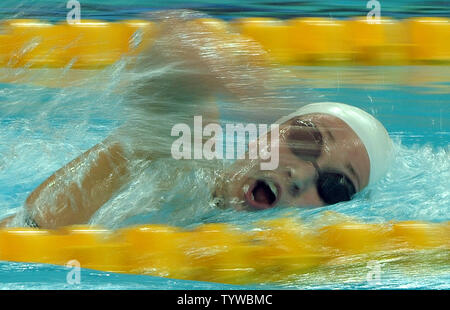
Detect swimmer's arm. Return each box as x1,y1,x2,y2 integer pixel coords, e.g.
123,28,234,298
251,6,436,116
0,216,14,228
136,15,270,106
22,141,131,229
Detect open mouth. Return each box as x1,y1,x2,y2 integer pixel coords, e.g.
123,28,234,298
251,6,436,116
245,179,280,210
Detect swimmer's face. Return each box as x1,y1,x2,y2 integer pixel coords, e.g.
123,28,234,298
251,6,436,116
213,113,370,210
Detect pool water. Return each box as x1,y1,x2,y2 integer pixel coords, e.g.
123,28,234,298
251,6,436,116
1,0,449,20
0,0,449,290
0,64,448,289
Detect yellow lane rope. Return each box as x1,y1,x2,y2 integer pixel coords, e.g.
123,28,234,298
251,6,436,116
0,218,448,283
0,17,448,68
0,17,448,283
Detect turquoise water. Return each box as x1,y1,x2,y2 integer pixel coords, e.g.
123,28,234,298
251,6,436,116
0,65,448,289
0,0,449,20
0,1,449,290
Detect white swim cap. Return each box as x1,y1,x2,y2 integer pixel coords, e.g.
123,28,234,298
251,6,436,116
276,102,394,186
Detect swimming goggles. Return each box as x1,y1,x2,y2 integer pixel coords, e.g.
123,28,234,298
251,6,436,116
282,118,357,205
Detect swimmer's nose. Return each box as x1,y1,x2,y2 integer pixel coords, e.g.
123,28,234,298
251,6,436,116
284,165,315,198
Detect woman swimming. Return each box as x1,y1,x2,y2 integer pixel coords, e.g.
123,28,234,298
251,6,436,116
0,11,394,229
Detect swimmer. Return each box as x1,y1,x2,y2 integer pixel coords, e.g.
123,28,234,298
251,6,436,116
0,11,393,229
213,102,394,211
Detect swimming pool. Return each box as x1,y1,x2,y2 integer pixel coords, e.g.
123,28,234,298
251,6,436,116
0,64,448,289
0,1,449,290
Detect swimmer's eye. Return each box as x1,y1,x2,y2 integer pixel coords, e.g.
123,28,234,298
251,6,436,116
286,119,323,162
316,171,356,205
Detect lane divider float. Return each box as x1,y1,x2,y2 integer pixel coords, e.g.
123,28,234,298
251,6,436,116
0,17,448,68
0,218,448,283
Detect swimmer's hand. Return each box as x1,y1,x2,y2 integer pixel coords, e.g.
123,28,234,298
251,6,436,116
130,10,272,106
